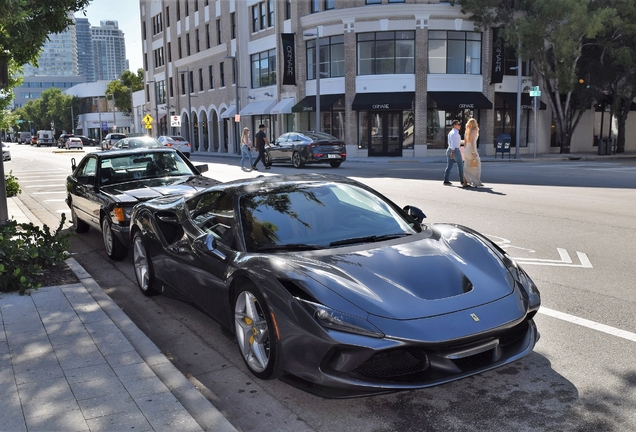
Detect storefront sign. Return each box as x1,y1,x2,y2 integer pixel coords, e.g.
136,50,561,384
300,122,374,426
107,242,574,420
281,33,296,86
372,104,390,109
491,27,504,84
459,104,475,109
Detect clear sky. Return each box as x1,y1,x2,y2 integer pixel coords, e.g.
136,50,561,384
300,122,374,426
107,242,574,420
75,0,143,73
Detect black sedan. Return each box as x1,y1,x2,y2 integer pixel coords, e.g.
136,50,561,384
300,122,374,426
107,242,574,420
266,131,346,168
129,173,541,397
66,148,217,260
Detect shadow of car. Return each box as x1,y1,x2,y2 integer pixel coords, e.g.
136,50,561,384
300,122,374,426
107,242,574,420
66,148,217,261
129,173,541,397
266,131,346,168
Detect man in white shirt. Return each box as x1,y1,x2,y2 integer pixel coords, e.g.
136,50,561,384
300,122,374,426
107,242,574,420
443,119,466,186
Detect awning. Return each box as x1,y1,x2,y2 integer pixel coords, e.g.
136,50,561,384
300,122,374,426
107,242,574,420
239,99,276,116
496,92,546,110
428,92,493,110
351,92,415,111
292,94,344,113
270,98,296,114
221,105,236,119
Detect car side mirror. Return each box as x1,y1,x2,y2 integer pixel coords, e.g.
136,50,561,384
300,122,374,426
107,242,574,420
403,205,426,223
193,233,226,260
195,164,209,174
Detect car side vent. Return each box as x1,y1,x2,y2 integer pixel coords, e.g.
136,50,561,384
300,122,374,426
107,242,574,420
279,279,318,303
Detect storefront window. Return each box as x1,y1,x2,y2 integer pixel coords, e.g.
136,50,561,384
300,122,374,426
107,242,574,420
358,112,369,149
357,32,415,75
428,31,482,74
307,36,344,79
402,111,414,149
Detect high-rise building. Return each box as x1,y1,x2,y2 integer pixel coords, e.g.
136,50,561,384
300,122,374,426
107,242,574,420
75,17,95,82
22,15,78,77
92,20,127,81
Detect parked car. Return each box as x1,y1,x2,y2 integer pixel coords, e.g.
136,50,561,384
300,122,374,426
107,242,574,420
128,173,541,397
101,133,127,150
111,136,165,151
65,137,83,150
2,142,10,161
157,135,192,158
66,148,214,260
58,133,74,148
36,130,55,147
266,131,346,168
75,135,99,146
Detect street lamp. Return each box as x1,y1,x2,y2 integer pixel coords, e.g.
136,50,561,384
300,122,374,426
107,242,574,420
108,94,117,133
68,106,74,134
304,27,321,132
225,55,240,153
177,68,195,148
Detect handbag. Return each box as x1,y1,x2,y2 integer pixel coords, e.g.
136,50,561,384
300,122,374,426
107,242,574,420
469,158,479,168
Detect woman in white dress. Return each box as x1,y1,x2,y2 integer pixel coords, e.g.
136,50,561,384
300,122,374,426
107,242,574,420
462,118,483,187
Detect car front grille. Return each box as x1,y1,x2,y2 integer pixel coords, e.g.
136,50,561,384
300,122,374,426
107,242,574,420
352,347,430,379
498,319,530,346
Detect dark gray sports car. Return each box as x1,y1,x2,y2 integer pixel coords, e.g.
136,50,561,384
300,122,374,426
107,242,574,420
129,173,540,397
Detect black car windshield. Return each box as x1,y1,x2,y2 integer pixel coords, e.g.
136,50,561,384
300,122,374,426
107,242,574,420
99,151,194,185
240,183,418,252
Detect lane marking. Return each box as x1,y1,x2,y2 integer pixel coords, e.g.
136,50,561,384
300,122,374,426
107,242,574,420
44,199,66,202
539,307,636,342
32,191,66,195
513,248,592,268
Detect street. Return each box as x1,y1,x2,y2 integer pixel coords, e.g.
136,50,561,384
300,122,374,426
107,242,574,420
5,144,636,431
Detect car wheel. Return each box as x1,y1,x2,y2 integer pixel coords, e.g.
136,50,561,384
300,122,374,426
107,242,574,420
132,231,157,296
264,150,272,167
292,151,304,168
102,217,128,261
329,161,342,168
234,285,280,380
71,207,90,233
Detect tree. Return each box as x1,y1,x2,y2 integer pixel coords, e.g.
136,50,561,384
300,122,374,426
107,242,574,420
456,0,615,153
13,89,76,135
106,69,144,116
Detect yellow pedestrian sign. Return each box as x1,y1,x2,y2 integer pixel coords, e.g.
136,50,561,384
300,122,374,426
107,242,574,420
143,114,153,125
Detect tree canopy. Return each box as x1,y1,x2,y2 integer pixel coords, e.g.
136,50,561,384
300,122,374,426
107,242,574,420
13,88,78,135
106,69,145,116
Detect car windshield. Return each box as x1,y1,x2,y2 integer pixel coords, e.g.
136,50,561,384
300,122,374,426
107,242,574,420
99,151,194,185
239,183,419,252
171,136,187,142
114,138,163,149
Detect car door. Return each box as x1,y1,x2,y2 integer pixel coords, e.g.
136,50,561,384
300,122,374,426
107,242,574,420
167,191,237,323
285,133,301,161
69,156,101,228
268,133,288,161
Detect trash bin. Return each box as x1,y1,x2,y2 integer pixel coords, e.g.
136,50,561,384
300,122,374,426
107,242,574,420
597,138,606,155
606,138,614,155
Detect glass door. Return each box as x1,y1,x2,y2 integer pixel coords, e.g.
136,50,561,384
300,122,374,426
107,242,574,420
369,111,403,156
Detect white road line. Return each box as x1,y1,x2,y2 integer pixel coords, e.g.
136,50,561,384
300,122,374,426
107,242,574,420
539,307,636,342
32,191,66,194
23,184,66,188
44,199,67,202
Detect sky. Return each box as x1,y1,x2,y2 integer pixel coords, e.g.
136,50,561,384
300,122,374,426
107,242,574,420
75,0,143,73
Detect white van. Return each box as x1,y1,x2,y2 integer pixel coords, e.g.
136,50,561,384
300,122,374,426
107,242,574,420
36,130,54,147
19,131,31,144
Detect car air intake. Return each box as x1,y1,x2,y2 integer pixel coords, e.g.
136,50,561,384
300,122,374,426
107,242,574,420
352,347,429,379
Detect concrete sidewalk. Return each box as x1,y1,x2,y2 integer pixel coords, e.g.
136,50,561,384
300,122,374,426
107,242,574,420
1,197,236,432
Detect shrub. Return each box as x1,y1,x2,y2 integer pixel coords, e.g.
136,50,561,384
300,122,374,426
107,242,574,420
5,170,21,197
0,214,71,295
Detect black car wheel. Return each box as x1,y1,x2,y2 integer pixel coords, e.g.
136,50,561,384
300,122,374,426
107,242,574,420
329,161,342,168
71,206,90,233
292,151,304,168
102,217,128,261
132,231,157,296
234,284,280,380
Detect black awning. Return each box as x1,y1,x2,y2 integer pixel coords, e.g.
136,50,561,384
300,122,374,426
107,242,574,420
428,92,493,110
351,92,415,111
292,94,344,113
496,92,546,110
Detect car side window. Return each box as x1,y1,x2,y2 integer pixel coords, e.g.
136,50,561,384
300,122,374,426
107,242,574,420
188,191,236,249
77,157,97,177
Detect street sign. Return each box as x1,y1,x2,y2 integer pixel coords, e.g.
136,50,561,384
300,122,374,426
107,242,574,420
170,115,181,127
143,114,153,125
101,121,108,131
145,124,152,129
530,90,541,97
531,86,540,92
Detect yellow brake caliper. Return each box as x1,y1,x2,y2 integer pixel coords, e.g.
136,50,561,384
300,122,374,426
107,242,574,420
244,316,255,345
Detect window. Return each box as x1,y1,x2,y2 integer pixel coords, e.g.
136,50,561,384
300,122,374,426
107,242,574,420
206,24,210,49
178,37,182,59
216,19,221,44
428,31,482,74
194,0,199,12
307,35,344,79
268,0,274,26
142,22,147,40
166,6,170,27
325,0,335,10
187,191,236,249
366,0,381,4
252,6,258,32
181,73,186,95
176,1,180,20
144,53,148,71
260,2,266,29
251,49,276,88
251,1,274,32
209,65,214,89
198,68,203,91
186,33,191,56
185,0,189,17
153,47,165,68
196,29,200,53
156,80,166,104
220,62,225,87
311,0,319,13
231,13,236,39
188,70,194,93
152,13,163,35
167,42,172,62
357,32,414,75
285,0,291,20
169,76,174,97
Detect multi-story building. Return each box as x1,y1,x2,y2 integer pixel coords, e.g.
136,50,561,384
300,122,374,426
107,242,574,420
12,76,86,110
92,20,128,81
76,18,96,83
22,16,79,77
139,0,634,158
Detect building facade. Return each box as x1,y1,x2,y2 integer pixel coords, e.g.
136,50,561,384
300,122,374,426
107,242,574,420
92,20,129,81
22,16,79,77
139,0,635,158
76,18,96,83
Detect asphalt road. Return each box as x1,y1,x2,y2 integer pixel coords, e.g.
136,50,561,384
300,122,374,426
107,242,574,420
5,144,636,432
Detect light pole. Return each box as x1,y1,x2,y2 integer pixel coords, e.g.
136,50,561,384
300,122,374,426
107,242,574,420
225,55,240,153
304,28,321,132
68,106,74,134
514,54,522,158
109,94,117,133
146,80,160,137
177,68,195,147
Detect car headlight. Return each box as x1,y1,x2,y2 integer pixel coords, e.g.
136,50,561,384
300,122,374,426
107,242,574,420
296,298,384,338
113,206,134,223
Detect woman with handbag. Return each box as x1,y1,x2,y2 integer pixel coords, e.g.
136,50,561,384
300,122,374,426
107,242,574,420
462,118,483,187
240,127,254,171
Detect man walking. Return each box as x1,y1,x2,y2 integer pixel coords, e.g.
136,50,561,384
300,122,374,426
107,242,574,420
443,119,466,186
252,124,271,170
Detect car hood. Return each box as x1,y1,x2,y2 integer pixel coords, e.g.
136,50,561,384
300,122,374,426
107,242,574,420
101,176,210,204
286,225,515,320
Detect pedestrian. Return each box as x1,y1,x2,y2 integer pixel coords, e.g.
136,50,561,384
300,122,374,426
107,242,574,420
443,119,466,186
240,127,254,170
462,118,483,187
252,124,271,171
